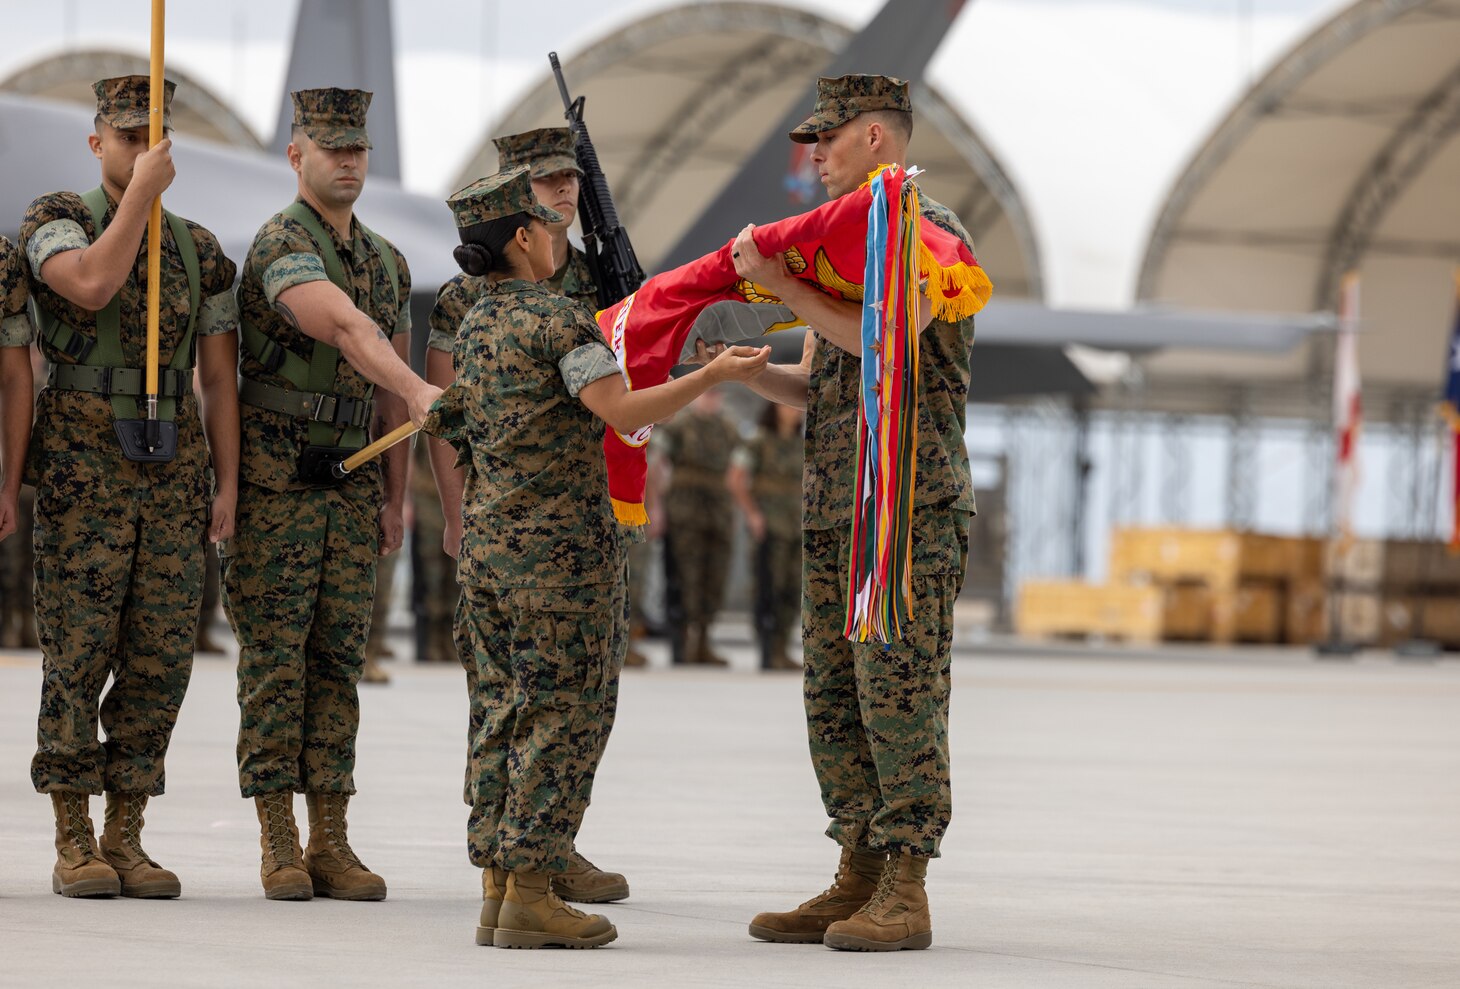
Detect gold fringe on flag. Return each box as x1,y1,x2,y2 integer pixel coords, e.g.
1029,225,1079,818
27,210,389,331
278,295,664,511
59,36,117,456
611,498,649,526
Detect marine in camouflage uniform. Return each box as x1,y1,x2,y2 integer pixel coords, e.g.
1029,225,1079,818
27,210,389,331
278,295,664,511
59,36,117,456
224,88,432,902
0,236,36,648
738,75,983,951
657,394,740,665
444,168,623,949
425,128,631,905
22,77,240,900
440,167,768,948
727,405,805,670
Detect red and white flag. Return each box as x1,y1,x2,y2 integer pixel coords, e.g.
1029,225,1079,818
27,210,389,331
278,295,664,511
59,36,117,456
1332,270,1362,543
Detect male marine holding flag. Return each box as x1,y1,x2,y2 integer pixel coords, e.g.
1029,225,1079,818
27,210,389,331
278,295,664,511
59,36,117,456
21,76,240,900
724,74,983,952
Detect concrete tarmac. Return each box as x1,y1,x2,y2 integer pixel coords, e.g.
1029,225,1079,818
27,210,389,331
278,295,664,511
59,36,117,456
1,632,1457,988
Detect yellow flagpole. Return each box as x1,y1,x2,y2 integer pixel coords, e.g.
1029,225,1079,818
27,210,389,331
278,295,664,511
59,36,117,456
144,0,165,418
334,422,420,478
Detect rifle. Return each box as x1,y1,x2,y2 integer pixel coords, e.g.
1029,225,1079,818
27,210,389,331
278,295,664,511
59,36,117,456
549,52,645,310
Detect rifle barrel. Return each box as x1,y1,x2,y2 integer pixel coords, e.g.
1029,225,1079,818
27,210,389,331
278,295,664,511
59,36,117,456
548,51,576,120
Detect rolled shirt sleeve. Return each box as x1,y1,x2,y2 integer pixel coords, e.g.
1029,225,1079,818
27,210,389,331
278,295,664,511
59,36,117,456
261,251,329,305
197,289,240,337
427,326,455,354
26,219,90,279
0,312,34,347
558,339,622,398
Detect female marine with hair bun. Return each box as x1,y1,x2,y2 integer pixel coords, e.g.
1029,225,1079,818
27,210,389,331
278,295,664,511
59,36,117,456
443,166,769,950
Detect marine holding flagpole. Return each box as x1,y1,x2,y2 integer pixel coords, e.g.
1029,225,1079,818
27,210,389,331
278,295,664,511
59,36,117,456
222,83,441,903
20,0,243,900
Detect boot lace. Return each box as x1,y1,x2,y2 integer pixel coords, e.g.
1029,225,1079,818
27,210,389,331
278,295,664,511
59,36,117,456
862,858,901,916
115,797,154,863
798,860,851,910
261,793,297,866
61,792,96,860
317,797,366,870
566,850,599,874
548,884,591,920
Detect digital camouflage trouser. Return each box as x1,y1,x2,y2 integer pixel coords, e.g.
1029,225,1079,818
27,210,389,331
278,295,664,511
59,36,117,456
30,428,207,796
410,472,460,665
664,490,732,627
222,483,378,797
459,579,625,873
802,507,970,857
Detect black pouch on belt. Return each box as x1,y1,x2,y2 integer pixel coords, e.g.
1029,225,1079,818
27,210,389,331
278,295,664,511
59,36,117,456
297,445,355,487
114,419,179,463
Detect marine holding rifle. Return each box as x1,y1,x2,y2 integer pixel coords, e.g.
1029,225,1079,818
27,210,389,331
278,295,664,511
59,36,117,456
20,76,240,900
223,88,440,903
442,167,768,948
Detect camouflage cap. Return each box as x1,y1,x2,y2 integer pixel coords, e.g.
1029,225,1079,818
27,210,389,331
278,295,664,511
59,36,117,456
493,128,582,179
291,88,372,149
788,74,911,143
93,75,175,131
447,166,564,229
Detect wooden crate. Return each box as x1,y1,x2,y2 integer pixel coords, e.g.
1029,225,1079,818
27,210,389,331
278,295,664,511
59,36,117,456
1421,596,1460,645
1110,529,1300,588
1325,538,1384,588
1382,595,1460,647
1379,596,1419,647
1160,581,1286,644
1016,581,1162,644
1382,540,1460,592
1232,583,1285,644
1326,591,1382,646
1286,579,1327,645
1291,538,1326,584
1161,583,1213,641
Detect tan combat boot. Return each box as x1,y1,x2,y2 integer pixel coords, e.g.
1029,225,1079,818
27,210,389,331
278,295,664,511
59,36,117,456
748,847,886,943
823,852,932,951
302,793,387,901
254,792,313,901
692,625,729,667
551,849,630,903
494,869,618,949
99,793,181,898
476,864,508,946
50,792,120,898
